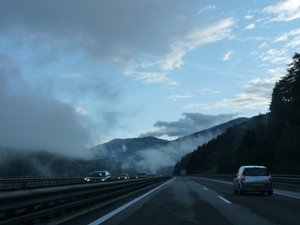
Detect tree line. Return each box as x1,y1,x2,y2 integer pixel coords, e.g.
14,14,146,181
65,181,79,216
173,52,300,175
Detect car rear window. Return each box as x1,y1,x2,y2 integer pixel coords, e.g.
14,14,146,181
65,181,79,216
243,168,268,176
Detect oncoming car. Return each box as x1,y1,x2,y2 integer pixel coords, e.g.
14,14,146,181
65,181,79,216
136,172,148,178
233,165,273,196
118,173,129,180
85,171,111,182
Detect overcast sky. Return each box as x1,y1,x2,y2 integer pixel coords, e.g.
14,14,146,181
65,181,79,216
1,0,300,155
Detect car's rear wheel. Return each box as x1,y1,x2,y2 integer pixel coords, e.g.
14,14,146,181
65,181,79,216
238,185,244,195
233,186,238,194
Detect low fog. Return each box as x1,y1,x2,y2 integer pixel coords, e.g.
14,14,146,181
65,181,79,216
96,129,223,174
0,54,93,157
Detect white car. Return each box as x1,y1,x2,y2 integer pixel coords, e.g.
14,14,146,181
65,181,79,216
136,172,148,178
233,165,273,196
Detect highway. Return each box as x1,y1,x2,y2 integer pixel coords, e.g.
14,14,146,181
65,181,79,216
56,177,300,225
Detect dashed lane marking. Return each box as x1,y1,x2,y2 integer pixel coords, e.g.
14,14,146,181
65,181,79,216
218,196,231,204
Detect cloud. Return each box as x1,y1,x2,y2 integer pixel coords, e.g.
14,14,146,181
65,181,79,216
164,95,192,101
0,1,235,86
222,50,234,61
284,36,300,48
160,17,235,72
139,113,237,138
0,1,201,78
133,72,177,85
0,85,92,157
182,68,285,114
197,5,217,14
76,107,88,116
0,54,110,157
212,75,283,111
258,42,269,49
0,1,175,57
262,0,300,22
259,48,291,64
121,17,235,83
273,28,300,42
244,15,254,20
245,23,256,29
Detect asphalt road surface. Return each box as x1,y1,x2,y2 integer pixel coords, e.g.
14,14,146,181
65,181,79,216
57,177,300,225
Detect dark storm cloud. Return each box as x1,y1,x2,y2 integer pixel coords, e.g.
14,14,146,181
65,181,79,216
140,113,238,138
0,0,199,65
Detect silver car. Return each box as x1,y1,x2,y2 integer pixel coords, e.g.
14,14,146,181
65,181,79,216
233,165,273,196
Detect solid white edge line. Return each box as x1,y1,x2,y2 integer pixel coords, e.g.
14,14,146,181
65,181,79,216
274,192,300,200
218,196,231,204
203,187,208,191
88,178,175,225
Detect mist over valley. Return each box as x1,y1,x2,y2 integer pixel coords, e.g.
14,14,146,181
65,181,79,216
0,117,249,177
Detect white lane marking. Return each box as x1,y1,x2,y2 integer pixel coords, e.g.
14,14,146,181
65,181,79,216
88,178,175,225
203,187,208,191
218,196,231,204
274,191,300,200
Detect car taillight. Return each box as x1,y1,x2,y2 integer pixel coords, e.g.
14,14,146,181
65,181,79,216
241,174,245,180
268,174,272,180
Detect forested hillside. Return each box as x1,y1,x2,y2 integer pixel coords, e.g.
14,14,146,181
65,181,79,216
173,52,300,175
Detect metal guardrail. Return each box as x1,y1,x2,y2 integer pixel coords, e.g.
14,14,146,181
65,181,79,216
0,176,155,191
0,177,86,190
0,176,172,225
190,174,300,191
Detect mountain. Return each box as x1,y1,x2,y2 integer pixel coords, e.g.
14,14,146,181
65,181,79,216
91,117,250,174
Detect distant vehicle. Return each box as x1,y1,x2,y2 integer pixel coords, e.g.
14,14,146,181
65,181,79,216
118,173,129,180
233,165,273,196
150,173,157,177
180,170,186,177
85,171,111,182
136,171,148,178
